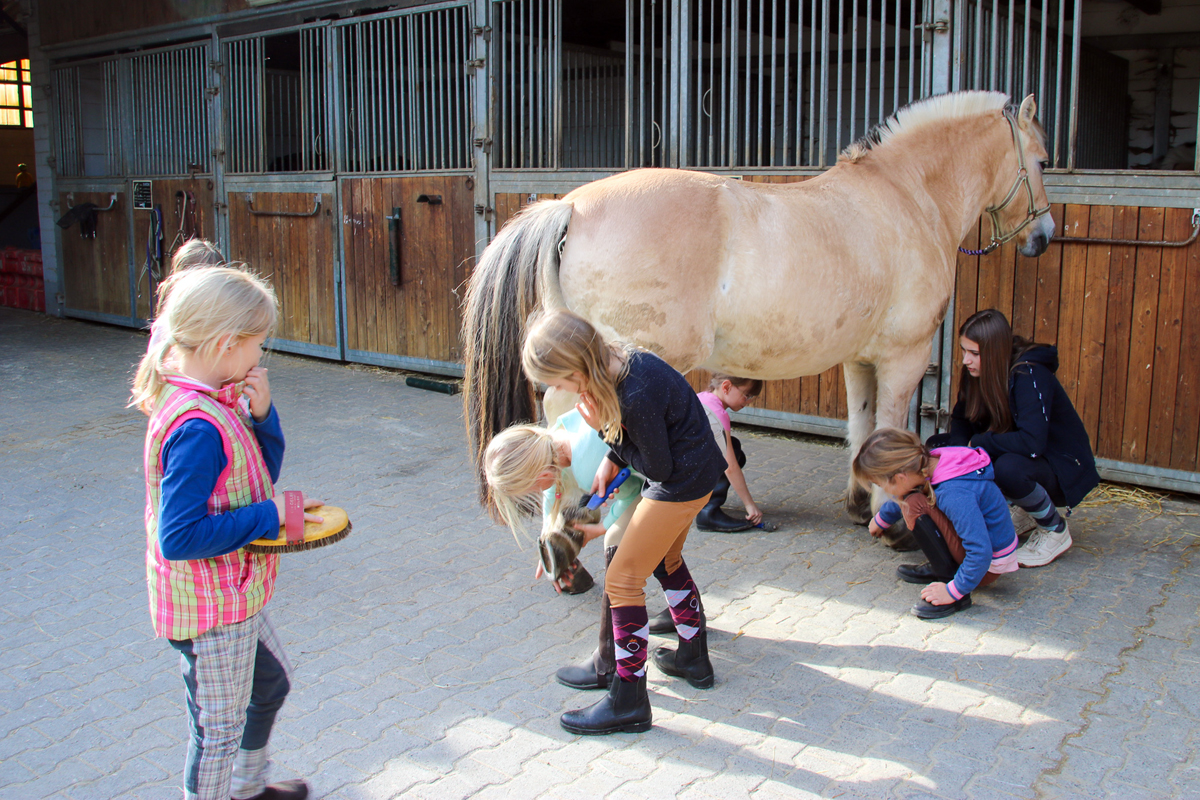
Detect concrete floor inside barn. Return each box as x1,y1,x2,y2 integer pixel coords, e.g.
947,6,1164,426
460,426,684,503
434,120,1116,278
3,306,1200,800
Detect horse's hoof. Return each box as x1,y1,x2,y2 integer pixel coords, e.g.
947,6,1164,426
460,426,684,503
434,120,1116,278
878,522,919,552
845,488,872,525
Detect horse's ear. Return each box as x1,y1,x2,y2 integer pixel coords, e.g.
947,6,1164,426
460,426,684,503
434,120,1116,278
1018,95,1037,129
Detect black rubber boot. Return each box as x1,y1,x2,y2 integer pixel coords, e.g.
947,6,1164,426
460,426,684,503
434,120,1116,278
559,674,652,735
907,514,959,579
695,476,753,532
652,612,715,689
648,606,676,635
896,562,954,585
556,547,617,690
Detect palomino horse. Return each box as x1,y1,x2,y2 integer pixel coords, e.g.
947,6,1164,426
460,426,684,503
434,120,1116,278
463,91,1054,541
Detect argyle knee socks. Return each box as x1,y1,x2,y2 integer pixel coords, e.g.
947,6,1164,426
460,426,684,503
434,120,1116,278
611,606,649,682
657,561,702,642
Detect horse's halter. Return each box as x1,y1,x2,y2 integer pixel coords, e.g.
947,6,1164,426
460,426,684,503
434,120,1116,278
959,111,1052,256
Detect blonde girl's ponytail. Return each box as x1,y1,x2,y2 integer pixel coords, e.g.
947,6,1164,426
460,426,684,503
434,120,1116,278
484,424,561,540
130,265,278,415
851,427,935,502
522,310,630,444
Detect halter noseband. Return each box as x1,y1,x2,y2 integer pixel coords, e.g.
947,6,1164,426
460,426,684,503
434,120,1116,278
959,111,1052,257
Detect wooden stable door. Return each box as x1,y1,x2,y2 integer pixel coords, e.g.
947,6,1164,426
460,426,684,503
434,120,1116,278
341,176,476,369
131,178,215,320
227,189,339,356
58,189,131,321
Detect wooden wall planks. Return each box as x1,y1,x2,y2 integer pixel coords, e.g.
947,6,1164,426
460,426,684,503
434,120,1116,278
58,190,130,318
342,175,476,363
130,178,214,321
953,203,1200,472
227,190,338,349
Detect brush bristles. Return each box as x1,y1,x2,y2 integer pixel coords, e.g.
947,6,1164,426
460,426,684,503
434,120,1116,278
244,521,352,555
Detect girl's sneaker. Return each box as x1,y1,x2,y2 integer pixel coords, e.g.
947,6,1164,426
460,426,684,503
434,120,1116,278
1015,523,1072,567
1010,505,1038,537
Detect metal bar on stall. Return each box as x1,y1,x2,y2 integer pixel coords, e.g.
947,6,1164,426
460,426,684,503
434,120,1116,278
1038,0,1048,120
1065,0,1080,171
850,0,858,145
1022,0,1031,97
836,0,844,154
865,0,873,130
1053,0,1063,166
820,0,830,165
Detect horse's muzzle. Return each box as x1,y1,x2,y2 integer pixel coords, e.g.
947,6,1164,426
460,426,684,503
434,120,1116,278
1018,215,1056,257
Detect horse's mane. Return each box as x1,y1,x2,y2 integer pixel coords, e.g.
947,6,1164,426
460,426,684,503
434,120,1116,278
839,91,1010,163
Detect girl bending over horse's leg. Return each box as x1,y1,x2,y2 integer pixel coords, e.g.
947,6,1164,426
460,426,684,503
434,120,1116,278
522,310,726,735
853,428,1019,620
484,401,645,692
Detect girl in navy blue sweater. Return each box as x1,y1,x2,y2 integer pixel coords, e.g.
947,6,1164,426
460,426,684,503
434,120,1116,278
854,428,1019,620
930,309,1100,568
520,310,726,735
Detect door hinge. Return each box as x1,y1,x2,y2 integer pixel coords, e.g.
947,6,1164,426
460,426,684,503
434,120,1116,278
920,18,949,34
465,58,485,71
473,137,492,154
475,204,494,220
472,25,491,42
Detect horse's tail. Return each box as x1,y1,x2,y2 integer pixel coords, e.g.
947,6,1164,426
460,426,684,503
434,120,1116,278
462,199,574,507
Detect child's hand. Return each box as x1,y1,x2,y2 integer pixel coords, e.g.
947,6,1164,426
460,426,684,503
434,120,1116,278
591,458,620,498
867,518,884,538
744,502,763,526
921,582,955,606
569,521,607,544
243,366,272,421
576,392,601,430
272,493,325,526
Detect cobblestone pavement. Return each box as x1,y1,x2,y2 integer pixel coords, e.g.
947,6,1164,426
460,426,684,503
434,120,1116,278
3,307,1199,800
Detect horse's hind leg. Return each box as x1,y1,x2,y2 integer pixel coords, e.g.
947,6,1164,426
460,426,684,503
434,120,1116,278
842,361,877,524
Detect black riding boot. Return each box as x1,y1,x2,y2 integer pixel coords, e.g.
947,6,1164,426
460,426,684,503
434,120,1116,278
652,611,715,689
559,674,652,735
647,559,677,635
695,475,753,532
556,547,617,690
902,513,959,583
648,606,676,635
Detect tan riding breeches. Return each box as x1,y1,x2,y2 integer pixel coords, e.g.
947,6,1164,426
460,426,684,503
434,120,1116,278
605,493,710,608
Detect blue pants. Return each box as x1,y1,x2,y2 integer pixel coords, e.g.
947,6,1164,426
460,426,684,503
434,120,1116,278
169,611,292,800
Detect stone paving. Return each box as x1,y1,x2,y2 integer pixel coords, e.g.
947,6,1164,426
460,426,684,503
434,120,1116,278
2,306,1199,800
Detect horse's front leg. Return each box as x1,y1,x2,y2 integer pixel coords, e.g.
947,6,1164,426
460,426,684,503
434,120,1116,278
842,361,877,524
868,344,934,550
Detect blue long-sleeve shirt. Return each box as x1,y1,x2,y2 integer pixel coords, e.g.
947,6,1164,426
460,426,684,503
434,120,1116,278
158,405,284,560
876,451,1017,597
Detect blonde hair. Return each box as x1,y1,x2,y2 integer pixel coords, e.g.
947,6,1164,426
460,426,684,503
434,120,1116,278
851,427,935,501
483,424,561,539
171,238,224,273
130,265,278,414
522,310,630,444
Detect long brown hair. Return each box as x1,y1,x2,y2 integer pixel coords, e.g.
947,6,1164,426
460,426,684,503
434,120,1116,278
957,309,1040,433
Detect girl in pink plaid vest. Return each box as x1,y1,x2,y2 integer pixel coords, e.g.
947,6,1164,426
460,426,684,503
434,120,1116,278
132,265,322,800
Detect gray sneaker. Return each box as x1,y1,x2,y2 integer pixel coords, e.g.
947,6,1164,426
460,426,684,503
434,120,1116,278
1010,505,1038,537
1016,523,1072,567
